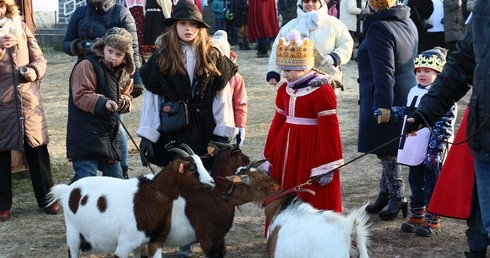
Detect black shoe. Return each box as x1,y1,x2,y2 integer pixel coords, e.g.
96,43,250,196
464,249,487,258
122,166,129,179
365,193,389,214
378,198,408,220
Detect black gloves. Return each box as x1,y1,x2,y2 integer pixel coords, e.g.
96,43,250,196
139,137,154,167
404,111,429,135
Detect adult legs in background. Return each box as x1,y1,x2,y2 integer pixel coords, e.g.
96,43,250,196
257,38,269,57
466,180,490,257
23,144,54,208
378,154,407,220
0,151,13,212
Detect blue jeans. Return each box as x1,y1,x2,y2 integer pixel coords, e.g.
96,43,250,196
119,114,128,169
72,159,123,181
408,164,439,209
468,158,490,250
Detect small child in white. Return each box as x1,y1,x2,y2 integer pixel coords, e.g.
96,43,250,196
396,47,457,237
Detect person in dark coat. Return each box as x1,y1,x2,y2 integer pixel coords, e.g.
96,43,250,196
231,0,250,50
357,0,418,221
405,1,490,255
62,0,143,98
406,0,434,53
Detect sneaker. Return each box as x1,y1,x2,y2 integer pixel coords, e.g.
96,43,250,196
415,221,441,237
401,216,424,233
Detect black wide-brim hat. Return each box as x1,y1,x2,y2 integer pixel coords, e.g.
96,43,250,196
164,0,210,28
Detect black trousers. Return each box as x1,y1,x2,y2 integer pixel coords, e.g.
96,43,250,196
0,144,54,211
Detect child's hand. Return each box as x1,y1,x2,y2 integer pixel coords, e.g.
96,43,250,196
105,100,118,112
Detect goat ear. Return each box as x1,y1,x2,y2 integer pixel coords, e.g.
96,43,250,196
207,145,217,156
179,162,185,173
225,175,250,185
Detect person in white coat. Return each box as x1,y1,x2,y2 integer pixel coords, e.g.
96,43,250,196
266,0,353,92
339,0,369,39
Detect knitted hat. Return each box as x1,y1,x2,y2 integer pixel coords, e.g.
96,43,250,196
276,30,314,71
368,0,396,11
212,30,230,58
91,27,135,74
164,0,210,28
414,47,447,73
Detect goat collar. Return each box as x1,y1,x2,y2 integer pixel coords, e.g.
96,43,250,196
262,186,315,207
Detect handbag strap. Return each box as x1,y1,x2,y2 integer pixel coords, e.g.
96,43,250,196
7,48,25,148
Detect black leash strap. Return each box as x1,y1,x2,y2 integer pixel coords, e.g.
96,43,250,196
309,133,405,183
118,116,157,175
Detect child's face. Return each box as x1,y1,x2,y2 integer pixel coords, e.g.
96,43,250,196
415,67,438,87
103,45,125,68
283,70,307,82
176,20,199,43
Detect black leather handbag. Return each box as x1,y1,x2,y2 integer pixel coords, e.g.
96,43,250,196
159,101,189,133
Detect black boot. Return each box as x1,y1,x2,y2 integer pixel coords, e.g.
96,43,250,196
464,248,487,258
122,166,129,179
378,198,408,220
242,38,251,50
365,193,389,214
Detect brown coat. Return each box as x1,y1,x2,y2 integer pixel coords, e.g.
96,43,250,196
0,23,48,151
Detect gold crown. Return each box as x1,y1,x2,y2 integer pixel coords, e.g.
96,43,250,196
414,49,446,73
276,36,314,70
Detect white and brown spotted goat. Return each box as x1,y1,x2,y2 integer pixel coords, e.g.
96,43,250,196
45,144,215,258
225,165,371,258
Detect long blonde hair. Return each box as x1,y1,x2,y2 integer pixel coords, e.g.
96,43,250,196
155,23,221,78
0,0,24,45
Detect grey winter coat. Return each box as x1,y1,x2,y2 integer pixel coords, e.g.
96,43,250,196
357,5,418,155
442,0,465,43
0,23,48,151
416,0,490,161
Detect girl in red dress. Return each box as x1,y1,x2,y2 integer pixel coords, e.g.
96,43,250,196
263,29,344,212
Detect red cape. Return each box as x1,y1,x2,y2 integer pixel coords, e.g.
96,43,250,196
247,0,279,41
427,107,474,219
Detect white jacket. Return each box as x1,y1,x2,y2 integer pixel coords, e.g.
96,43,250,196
339,0,368,32
267,3,353,83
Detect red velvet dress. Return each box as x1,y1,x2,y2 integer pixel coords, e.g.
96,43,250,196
264,79,343,212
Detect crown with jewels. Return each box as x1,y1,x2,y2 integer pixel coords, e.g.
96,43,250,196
414,47,447,73
276,30,314,71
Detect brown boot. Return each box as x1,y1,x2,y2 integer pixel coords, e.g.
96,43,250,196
401,207,425,233
415,215,441,237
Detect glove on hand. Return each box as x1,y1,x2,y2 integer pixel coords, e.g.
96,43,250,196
404,111,428,135
213,134,230,143
237,128,246,147
376,108,391,124
117,96,131,113
318,172,334,186
130,87,143,98
321,54,334,66
20,66,37,82
139,137,154,167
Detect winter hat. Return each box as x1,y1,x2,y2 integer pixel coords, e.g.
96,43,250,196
91,27,135,74
276,30,314,71
368,0,396,11
414,47,447,73
212,30,231,58
164,0,210,28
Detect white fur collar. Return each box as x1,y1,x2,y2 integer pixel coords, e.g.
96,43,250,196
295,4,329,37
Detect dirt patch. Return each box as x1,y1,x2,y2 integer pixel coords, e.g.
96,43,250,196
0,47,470,257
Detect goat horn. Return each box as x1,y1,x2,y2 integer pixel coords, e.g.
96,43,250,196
168,148,190,158
179,143,195,155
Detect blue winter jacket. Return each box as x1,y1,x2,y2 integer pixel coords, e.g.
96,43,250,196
357,5,418,155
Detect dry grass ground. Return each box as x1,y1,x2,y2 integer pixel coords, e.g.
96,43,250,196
0,46,472,257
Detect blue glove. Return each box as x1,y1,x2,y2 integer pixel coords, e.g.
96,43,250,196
318,172,334,186
139,137,154,167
